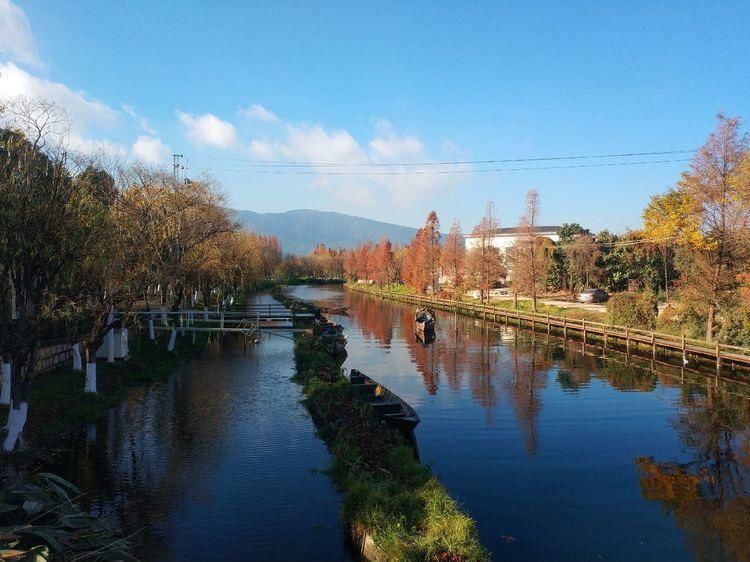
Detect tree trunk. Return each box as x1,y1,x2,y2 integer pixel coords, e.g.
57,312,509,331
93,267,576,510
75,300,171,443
3,378,29,452
662,245,670,302
1,357,11,405
85,345,97,393
72,342,83,370
167,327,177,352
706,303,716,343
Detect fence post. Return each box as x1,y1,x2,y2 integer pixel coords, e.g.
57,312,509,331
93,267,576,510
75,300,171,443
582,320,586,343
716,343,721,371
563,318,567,339
652,332,656,360
546,314,550,335
682,335,687,365
626,327,631,355
603,324,608,348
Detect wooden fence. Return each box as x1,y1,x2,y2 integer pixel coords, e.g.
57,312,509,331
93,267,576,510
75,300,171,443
347,285,750,371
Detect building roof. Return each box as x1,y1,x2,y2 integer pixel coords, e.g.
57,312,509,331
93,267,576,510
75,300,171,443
465,226,561,238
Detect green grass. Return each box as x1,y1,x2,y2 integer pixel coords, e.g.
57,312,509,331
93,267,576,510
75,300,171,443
486,298,608,323
293,334,489,562
15,331,207,454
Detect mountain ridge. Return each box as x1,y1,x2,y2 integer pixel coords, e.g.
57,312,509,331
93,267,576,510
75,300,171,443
235,209,419,255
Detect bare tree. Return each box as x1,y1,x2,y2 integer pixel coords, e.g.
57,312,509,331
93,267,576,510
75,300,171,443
508,190,552,312
466,202,506,303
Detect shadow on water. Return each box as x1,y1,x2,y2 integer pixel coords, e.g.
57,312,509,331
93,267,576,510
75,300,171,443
289,285,750,562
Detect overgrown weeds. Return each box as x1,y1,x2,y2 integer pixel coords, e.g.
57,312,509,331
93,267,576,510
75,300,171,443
293,334,489,562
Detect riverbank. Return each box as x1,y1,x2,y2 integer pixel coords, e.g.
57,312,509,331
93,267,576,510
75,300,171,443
347,283,750,372
1,329,208,467
293,333,489,562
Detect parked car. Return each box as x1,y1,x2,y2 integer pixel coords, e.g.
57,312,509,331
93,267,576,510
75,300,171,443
577,288,608,303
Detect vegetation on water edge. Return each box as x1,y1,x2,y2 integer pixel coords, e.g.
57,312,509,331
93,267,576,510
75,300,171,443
293,334,489,562
0,472,136,561
1,330,207,459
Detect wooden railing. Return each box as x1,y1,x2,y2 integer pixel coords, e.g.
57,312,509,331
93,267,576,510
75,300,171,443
347,285,750,370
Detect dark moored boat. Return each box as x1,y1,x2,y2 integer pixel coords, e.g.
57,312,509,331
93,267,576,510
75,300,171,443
313,316,343,336
319,305,350,315
319,327,347,355
349,369,420,431
415,307,436,333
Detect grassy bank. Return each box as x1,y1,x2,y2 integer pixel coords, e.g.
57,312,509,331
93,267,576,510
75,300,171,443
1,329,207,459
294,334,489,562
484,298,607,323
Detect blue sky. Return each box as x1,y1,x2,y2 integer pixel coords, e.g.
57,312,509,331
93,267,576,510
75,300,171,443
2,1,748,233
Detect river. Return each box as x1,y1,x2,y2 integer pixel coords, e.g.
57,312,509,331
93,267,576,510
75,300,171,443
52,286,750,561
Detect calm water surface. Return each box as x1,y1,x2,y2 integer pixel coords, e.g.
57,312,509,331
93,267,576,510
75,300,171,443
288,285,750,562
53,287,750,562
52,293,354,561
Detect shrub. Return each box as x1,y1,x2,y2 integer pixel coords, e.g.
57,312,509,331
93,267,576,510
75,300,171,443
607,292,658,329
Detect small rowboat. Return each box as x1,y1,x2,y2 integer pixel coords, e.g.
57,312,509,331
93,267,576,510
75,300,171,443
349,369,420,431
415,307,436,333
313,316,344,335
319,305,350,314
319,327,347,355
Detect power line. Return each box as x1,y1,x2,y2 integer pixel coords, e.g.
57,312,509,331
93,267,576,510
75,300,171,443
189,158,690,176
188,149,695,169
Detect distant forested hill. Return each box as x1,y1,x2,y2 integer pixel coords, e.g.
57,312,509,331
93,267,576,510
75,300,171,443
235,209,418,255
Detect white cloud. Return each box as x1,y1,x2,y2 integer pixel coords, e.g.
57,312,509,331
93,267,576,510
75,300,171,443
67,133,126,158
0,1,43,68
239,103,279,123
132,135,171,164
122,103,156,135
176,111,238,149
0,62,118,129
246,117,466,210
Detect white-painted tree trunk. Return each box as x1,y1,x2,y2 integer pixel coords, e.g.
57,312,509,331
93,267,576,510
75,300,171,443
86,422,97,443
121,329,129,357
85,361,97,393
167,327,177,352
203,306,209,320
0,363,10,405
72,343,82,370
106,309,115,363
229,295,234,306
179,314,185,336
161,307,168,326
3,401,28,452
148,318,155,340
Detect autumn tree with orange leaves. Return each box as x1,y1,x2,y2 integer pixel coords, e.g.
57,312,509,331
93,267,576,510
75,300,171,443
441,220,466,293
404,211,442,294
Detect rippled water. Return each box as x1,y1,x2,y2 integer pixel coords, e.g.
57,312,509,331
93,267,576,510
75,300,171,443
289,285,750,562
51,286,750,561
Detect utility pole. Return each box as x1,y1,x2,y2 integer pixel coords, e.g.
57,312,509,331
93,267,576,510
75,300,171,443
173,153,184,183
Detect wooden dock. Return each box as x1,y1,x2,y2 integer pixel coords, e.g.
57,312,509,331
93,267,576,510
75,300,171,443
348,286,750,371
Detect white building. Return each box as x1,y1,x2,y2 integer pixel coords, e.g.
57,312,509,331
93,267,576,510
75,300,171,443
464,226,561,255
464,226,561,286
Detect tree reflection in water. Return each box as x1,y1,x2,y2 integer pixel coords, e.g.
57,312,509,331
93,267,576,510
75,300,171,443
637,383,750,562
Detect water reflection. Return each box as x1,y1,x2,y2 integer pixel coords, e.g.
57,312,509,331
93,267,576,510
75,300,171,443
291,285,750,562
51,294,353,562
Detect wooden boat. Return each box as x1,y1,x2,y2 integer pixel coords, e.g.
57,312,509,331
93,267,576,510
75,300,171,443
415,308,436,333
319,327,347,355
349,369,420,431
415,329,435,345
313,316,344,335
319,305,350,314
